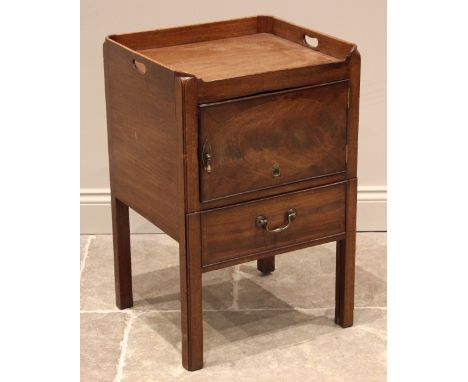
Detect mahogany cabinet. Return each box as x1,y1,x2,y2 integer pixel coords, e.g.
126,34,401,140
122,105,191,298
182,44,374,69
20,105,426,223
103,16,360,371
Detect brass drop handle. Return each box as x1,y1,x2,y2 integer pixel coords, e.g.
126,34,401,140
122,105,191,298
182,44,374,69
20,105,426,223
201,140,213,173
204,152,212,173
255,209,297,233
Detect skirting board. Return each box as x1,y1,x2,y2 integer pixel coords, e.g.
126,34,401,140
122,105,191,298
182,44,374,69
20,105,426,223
80,186,387,234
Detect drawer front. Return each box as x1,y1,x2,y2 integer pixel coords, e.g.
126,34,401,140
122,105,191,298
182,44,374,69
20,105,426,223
199,81,348,202
201,181,346,267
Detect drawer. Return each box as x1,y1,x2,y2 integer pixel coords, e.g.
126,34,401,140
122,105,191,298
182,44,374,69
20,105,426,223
199,81,348,202
201,181,346,267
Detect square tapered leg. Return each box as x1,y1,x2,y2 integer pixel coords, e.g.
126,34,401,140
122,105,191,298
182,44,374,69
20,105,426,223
111,196,133,310
335,179,357,327
257,256,275,274
179,214,203,371
335,238,356,327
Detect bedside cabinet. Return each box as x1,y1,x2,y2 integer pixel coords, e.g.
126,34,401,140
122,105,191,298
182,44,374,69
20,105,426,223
103,16,360,371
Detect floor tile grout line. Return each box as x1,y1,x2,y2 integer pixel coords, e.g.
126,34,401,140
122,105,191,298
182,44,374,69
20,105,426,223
113,312,137,382
80,235,96,280
81,309,134,314
80,306,387,314
229,265,241,310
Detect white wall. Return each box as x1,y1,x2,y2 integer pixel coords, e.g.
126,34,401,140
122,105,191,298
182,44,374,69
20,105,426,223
80,0,386,233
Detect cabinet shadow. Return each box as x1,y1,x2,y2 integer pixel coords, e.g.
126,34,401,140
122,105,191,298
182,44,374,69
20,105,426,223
133,266,338,360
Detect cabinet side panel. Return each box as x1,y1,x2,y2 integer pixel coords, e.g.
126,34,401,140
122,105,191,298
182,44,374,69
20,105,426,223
104,41,179,239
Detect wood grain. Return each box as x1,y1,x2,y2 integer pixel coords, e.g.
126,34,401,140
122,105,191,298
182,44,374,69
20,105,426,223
110,196,133,309
175,76,203,370
201,233,345,272
201,181,346,267
140,33,338,82
335,178,357,327
346,49,361,178
196,172,347,212
104,40,179,240
271,17,354,60
110,16,355,63
179,213,203,370
199,81,348,201
197,61,349,103
108,16,356,103
104,16,361,371
110,17,259,51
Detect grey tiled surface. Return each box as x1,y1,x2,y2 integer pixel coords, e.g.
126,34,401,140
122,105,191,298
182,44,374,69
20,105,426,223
81,313,128,382
80,235,91,265
80,233,386,381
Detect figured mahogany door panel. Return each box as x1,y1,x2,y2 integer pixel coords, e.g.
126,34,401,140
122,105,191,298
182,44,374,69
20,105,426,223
199,81,348,202
201,181,346,267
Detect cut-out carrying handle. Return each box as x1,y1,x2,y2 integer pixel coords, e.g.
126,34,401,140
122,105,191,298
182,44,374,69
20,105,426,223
304,35,319,49
132,59,147,75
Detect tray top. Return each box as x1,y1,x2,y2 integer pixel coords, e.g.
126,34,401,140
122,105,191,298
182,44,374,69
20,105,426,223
138,33,339,82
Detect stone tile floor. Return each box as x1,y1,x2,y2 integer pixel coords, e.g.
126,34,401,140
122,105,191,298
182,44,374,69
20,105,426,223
81,233,386,381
